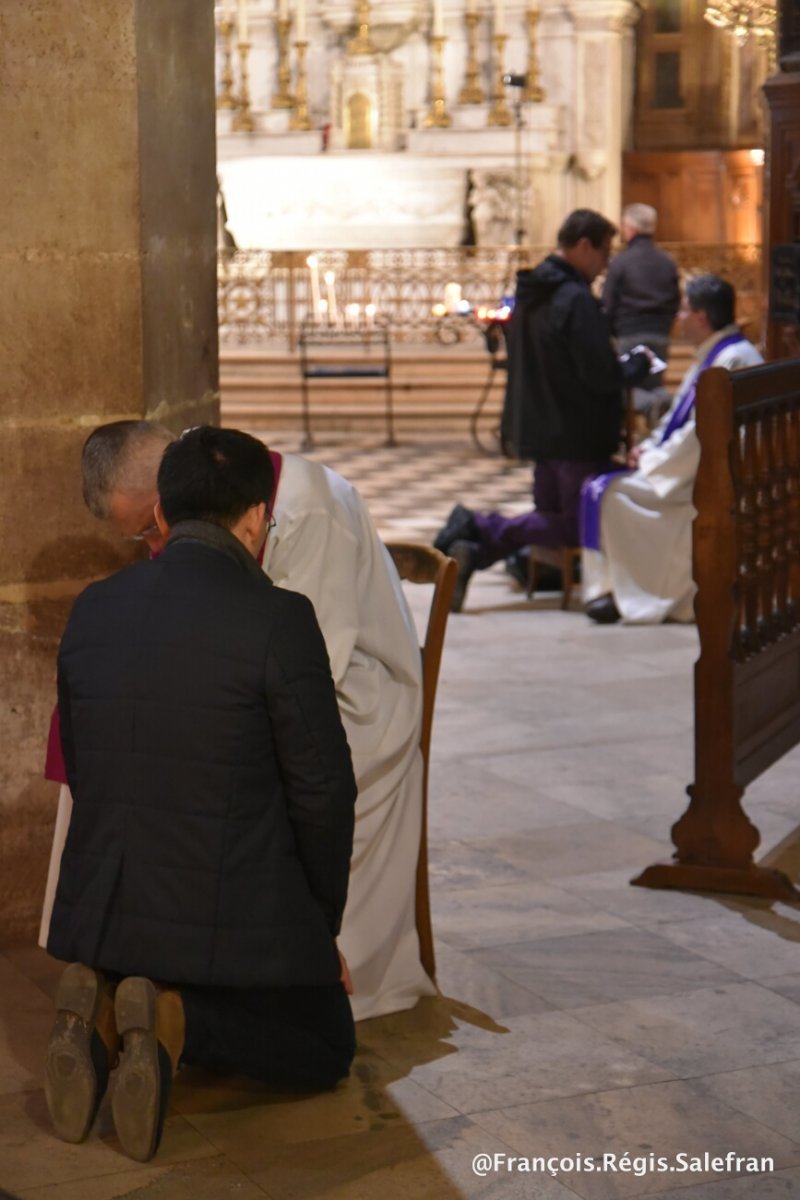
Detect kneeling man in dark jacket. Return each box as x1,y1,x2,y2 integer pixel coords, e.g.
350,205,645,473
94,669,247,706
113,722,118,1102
44,427,358,1162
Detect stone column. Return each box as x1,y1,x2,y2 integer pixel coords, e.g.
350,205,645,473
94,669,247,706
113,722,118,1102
0,0,219,943
567,0,640,220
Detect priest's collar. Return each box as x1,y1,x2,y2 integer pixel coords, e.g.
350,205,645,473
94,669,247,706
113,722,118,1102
693,323,743,363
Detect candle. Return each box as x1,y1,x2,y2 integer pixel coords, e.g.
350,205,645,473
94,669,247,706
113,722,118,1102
296,0,306,41
306,254,322,316
318,298,328,321
224,0,236,19
346,303,360,329
494,0,503,34
324,271,338,325
278,0,288,19
365,303,376,329
432,0,444,37
444,282,461,313
467,0,476,13
238,0,248,41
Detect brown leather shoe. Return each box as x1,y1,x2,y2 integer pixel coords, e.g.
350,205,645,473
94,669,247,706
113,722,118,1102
44,963,119,1143
112,976,185,1162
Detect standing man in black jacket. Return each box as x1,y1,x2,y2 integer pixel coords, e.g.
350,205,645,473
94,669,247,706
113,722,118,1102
602,203,680,426
434,209,649,611
44,427,357,1162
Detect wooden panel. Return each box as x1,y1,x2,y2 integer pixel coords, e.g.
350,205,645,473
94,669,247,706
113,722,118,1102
623,150,762,245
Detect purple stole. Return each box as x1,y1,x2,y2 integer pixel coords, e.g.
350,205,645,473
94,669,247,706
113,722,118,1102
579,332,748,552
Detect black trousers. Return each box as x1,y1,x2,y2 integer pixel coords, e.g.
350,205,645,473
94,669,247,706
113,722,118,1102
180,981,355,1090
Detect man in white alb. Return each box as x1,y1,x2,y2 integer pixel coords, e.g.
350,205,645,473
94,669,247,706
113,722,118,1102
41,423,434,1021
581,275,763,625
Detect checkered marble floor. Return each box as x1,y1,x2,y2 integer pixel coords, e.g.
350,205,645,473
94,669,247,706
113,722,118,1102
256,433,534,545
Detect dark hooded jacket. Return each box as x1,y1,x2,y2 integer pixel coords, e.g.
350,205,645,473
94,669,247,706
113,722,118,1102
502,255,644,462
49,522,357,991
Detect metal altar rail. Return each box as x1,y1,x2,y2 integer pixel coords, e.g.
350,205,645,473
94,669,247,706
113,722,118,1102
218,244,763,349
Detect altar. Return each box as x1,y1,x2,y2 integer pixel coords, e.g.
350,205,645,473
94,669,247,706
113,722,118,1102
215,0,641,250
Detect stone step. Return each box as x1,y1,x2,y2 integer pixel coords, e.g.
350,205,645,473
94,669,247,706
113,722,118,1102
220,344,694,433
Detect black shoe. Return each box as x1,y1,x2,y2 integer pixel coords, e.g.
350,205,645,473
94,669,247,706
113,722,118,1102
504,552,529,589
434,504,477,553
44,963,118,1144
585,593,621,624
112,977,184,1162
449,540,478,612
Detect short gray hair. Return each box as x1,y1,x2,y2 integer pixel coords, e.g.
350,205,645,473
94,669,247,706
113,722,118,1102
81,420,174,518
622,203,658,236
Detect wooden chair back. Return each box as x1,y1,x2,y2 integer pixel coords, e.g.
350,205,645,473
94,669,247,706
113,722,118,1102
634,359,800,901
386,542,458,981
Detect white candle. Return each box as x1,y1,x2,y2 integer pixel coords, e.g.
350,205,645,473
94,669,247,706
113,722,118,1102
278,0,288,19
238,0,248,41
365,303,376,328
306,254,322,316
346,303,360,329
296,0,306,41
467,0,476,14
495,0,504,34
324,271,338,324
224,0,236,19
432,0,444,37
444,281,462,313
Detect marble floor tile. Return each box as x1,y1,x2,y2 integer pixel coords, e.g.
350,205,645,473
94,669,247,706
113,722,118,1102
470,823,674,884
426,764,590,843
655,907,800,981
433,942,556,1018
0,1088,216,1192
550,868,724,928
572,982,800,1077
759,972,800,1005
432,880,629,951
473,1078,800,1199
694,1059,800,1143
380,1010,674,1113
468,927,738,1009
173,1044,459,1140
246,1115,583,1200
641,1166,800,1198
19,1156,269,1200
427,839,535,893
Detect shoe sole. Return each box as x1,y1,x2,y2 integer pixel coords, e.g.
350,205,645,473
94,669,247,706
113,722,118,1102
113,977,162,1162
44,963,103,1143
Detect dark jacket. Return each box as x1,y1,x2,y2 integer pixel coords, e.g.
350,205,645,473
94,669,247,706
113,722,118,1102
601,234,680,338
502,255,643,462
49,522,357,991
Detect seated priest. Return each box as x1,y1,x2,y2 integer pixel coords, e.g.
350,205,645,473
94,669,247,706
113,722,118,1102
40,421,433,1022
581,274,763,625
45,427,357,1161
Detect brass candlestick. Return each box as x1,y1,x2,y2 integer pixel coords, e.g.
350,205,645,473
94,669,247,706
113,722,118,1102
232,42,256,131
459,12,485,104
290,41,313,130
524,8,545,103
424,35,452,127
487,33,512,126
349,0,376,55
272,16,294,108
216,17,237,109
231,42,256,132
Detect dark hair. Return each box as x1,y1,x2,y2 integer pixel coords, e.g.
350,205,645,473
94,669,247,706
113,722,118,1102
157,427,274,529
557,209,617,250
82,420,174,518
685,274,736,331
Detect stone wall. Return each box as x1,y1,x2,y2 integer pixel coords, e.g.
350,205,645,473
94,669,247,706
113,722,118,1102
0,0,219,943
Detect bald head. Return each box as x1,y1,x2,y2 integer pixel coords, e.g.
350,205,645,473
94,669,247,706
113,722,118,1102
82,421,174,519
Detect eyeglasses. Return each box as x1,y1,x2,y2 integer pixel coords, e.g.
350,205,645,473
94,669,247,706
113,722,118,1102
126,522,160,543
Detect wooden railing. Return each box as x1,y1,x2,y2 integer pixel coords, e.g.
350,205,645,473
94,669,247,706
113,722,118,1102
218,243,763,349
633,360,800,901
